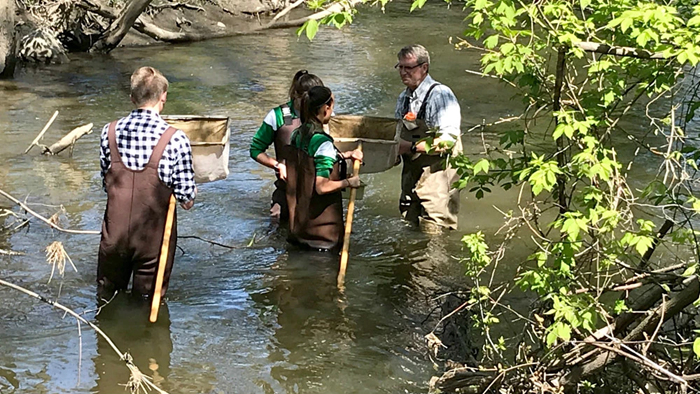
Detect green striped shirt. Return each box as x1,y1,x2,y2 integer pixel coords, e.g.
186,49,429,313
249,101,299,159
291,124,337,179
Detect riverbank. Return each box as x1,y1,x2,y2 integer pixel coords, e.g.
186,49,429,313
13,0,317,64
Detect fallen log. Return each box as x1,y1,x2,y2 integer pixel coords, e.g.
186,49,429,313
268,0,305,24
559,276,700,387
575,41,666,59
90,0,153,53
42,123,93,156
77,0,362,45
559,282,667,367
430,367,496,393
148,2,205,13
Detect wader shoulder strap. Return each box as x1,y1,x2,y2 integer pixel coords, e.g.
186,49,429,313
301,130,347,178
107,121,121,164
148,127,178,167
280,103,294,126
417,83,441,120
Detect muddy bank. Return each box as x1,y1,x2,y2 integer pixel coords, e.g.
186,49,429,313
118,0,292,47
13,0,313,65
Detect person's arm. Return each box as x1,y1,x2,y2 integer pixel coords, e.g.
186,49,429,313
251,109,288,179
316,176,360,194
170,131,197,209
424,86,461,153
313,139,361,194
398,86,462,155
99,123,110,192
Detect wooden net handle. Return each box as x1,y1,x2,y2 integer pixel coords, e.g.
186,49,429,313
150,194,177,323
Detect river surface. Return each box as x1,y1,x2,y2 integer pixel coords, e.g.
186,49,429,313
0,2,572,393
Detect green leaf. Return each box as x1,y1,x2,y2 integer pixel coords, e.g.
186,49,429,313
613,300,629,315
588,60,612,73
304,19,320,40
694,337,700,359
693,198,700,213
501,43,515,55
620,17,633,33
634,236,654,256
473,159,490,175
484,35,499,49
553,123,566,140
682,264,697,277
410,0,428,12
637,30,649,47
689,14,700,27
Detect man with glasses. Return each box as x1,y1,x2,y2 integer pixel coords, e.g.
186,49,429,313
395,44,463,231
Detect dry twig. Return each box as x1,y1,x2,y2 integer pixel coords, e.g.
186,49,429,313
45,241,77,283
25,111,59,154
0,188,100,235
0,248,25,256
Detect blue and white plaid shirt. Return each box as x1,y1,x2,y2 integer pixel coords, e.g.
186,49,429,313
395,74,462,142
100,109,197,203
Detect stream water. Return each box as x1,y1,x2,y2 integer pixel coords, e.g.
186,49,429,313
0,2,561,393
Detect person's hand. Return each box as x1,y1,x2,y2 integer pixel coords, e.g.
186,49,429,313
346,176,361,188
181,199,194,210
277,162,287,181
180,187,196,210
350,149,363,162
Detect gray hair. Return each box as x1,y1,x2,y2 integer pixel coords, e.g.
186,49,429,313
397,44,430,66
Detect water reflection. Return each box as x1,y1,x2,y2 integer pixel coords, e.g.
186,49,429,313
92,295,172,394
253,250,355,393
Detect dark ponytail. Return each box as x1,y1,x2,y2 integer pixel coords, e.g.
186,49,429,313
298,86,333,145
289,70,324,103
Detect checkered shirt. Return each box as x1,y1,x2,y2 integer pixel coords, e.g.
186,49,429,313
100,109,197,203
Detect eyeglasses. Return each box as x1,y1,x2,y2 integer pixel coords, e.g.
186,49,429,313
395,62,425,72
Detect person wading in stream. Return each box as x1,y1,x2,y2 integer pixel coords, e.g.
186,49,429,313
97,66,197,301
250,70,325,221
395,44,463,231
283,86,363,251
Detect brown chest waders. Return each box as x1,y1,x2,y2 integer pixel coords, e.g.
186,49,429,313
399,84,463,230
97,122,178,301
271,104,301,221
282,143,345,251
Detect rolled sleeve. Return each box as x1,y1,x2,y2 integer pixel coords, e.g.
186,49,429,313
169,131,197,203
314,140,336,179
427,86,461,142
250,109,278,159
100,123,110,191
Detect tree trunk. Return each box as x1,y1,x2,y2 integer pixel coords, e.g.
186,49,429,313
90,0,153,53
0,0,17,79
